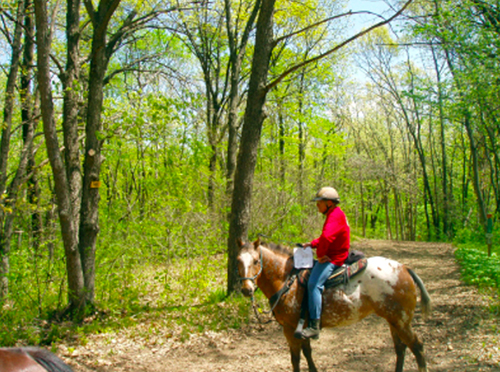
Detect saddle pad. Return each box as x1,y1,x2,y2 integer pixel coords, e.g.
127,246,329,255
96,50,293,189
325,258,368,288
297,258,369,289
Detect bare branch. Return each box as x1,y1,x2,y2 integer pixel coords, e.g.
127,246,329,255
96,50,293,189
274,10,386,46
266,0,414,92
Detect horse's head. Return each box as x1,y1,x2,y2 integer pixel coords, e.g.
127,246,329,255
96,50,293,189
236,238,262,297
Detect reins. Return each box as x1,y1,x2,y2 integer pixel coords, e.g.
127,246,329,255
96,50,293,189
238,244,297,324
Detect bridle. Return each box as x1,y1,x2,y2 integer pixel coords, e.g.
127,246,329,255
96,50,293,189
237,245,274,323
237,244,296,324
238,246,263,283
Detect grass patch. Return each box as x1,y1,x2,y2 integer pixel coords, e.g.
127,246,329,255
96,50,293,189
0,253,254,347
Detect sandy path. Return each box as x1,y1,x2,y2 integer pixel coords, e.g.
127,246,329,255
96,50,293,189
68,240,500,372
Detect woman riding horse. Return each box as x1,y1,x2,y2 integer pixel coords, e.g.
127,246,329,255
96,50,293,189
301,186,350,339
237,239,431,372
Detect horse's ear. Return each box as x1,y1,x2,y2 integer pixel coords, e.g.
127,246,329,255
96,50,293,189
237,238,244,248
253,236,261,248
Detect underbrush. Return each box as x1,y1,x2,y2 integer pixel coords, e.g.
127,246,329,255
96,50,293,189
454,234,500,314
455,248,500,288
0,252,255,347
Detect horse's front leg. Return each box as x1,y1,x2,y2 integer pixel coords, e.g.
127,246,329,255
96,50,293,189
283,325,317,372
301,338,318,372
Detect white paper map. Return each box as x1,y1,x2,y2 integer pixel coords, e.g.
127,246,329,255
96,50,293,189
293,247,314,269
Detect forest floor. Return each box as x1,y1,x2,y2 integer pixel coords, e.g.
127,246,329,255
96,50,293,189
65,240,500,372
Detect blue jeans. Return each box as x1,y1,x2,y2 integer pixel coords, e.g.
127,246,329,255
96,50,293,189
307,261,338,320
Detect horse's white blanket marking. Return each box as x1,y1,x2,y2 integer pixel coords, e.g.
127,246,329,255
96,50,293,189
323,256,406,326
361,256,402,302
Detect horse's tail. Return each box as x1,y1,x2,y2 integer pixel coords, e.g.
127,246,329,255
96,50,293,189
24,347,74,372
407,268,432,321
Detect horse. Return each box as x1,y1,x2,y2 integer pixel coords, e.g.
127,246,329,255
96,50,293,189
0,347,73,372
236,239,431,372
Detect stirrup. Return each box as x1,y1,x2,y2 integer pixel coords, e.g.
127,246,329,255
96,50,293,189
301,323,320,340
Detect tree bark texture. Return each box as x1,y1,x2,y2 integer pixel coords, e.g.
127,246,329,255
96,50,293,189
34,0,86,311
63,0,83,228
227,0,276,294
224,0,261,199
79,0,121,304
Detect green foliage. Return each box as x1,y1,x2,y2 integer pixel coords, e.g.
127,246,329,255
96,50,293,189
0,240,253,346
455,247,500,289
454,223,500,313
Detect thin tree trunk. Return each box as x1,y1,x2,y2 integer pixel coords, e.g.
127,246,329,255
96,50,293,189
0,0,27,300
360,181,366,237
21,0,43,252
463,114,488,225
297,70,306,199
442,49,488,227
431,46,450,238
384,185,392,240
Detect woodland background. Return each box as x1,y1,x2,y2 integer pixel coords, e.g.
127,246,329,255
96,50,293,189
0,0,499,346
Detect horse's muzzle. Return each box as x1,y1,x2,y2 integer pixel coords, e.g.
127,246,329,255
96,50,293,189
241,283,254,297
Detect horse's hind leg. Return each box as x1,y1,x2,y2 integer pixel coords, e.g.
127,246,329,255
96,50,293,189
390,325,407,372
391,323,427,372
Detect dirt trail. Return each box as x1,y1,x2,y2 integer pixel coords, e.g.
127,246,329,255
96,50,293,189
68,240,499,371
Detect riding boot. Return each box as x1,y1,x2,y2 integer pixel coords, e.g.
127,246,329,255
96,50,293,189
301,319,320,340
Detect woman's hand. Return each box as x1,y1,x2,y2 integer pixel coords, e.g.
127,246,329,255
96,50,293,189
302,242,311,248
317,255,331,264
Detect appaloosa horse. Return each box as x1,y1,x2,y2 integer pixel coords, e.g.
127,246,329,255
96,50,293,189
237,239,431,372
0,347,73,372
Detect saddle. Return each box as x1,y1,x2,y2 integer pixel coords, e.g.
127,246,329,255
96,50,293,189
297,250,368,289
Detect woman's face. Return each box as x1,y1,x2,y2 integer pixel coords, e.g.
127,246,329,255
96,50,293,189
316,200,330,214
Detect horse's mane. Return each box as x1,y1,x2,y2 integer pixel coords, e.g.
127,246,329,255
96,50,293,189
261,241,293,257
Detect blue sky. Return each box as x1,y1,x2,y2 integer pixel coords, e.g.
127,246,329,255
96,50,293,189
347,0,394,30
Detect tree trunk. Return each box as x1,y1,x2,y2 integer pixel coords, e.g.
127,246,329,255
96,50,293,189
297,71,306,199
442,49,488,227
21,0,43,252
79,0,121,305
63,0,83,227
34,0,86,312
431,46,450,238
0,0,26,300
224,0,261,199
360,181,366,237
227,0,276,294
278,104,286,185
